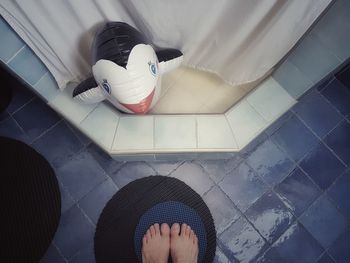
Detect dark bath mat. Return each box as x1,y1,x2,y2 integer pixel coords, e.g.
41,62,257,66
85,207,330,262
94,176,216,263
0,136,61,262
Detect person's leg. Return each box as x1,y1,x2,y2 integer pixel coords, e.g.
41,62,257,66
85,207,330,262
170,223,198,263
142,223,170,263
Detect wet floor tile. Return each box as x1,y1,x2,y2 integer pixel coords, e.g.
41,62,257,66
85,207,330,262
147,161,183,176
13,98,60,142
218,162,268,212
53,205,95,259
203,186,241,234
32,121,83,168
214,246,236,263
39,244,65,263
78,178,118,225
219,217,267,263
111,162,156,188
328,170,350,219
69,242,95,263
261,222,323,263
299,194,348,248
322,78,350,115
86,143,125,175
300,142,346,189
271,115,319,162
245,191,295,244
324,120,350,165
328,229,350,263
274,168,321,217
196,157,242,183
170,162,214,196
56,150,107,201
293,91,342,138
246,139,295,187
316,252,336,263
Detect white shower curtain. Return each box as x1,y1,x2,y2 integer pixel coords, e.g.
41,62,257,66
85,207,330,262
0,0,331,89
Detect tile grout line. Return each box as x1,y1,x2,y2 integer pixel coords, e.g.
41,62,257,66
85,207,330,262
5,44,26,64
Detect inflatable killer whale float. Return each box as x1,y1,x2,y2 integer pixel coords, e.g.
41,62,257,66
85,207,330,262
73,22,183,114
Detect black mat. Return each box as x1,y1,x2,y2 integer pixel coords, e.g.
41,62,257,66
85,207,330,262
0,137,61,262
95,176,216,263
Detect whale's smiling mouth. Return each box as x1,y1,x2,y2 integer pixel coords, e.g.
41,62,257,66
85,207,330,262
121,88,155,114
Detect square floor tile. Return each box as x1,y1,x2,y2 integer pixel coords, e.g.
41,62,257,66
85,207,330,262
273,60,313,99
219,217,267,263
218,162,268,212
324,120,350,165
86,143,125,175
203,186,241,234
0,17,25,63
226,100,267,149
0,116,29,143
288,34,340,85
13,98,60,142
154,116,196,149
7,81,35,114
246,139,295,187
247,77,296,122
239,132,269,159
328,228,350,263
264,111,294,136
317,253,336,263
196,115,237,149
300,142,346,189
274,168,321,217
293,91,343,138
58,181,75,214
170,162,214,196
262,222,323,263
113,116,153,150
69,242,95,263
328,170,350,219
56,150,107,201
147,161,183,176
197,156,242,183
78,178,118,225
245,191,295,244
32,122,83,168
214,247,234,263
53,205,95,259
336,63,350,88
322,78,350,115
39,244,66,263
8,46,47,85
271,115,319,162
299,194,348,248
111,162,156,188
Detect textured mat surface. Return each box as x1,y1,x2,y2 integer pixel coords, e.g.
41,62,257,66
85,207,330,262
95,176,216,263
0,137,61,262
134,201,207,262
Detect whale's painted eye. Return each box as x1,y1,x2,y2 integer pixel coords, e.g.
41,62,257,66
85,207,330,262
149,62,157,76
102,79,111,94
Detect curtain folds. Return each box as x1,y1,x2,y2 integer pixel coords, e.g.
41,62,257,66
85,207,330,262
0,0,331,89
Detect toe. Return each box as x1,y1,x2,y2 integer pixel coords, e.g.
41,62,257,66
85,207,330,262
150,225,156,237
146,229,151,239
161,223,170,237
142,236,147,245
185,225,191,236
181,223,187,236
154,223,160,235
171,223,180,237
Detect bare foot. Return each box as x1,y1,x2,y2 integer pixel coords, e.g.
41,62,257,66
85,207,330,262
142,223,170,263
170,223,198,263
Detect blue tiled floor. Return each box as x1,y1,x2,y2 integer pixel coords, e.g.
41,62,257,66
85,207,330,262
1,70,350,263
